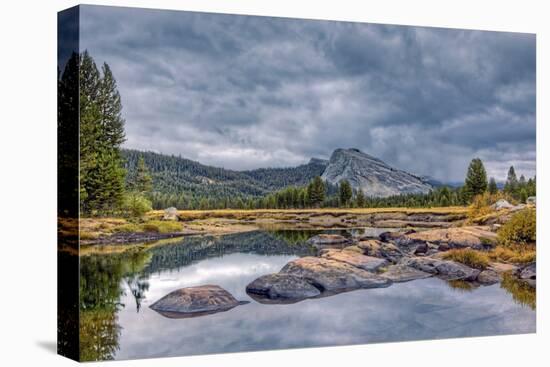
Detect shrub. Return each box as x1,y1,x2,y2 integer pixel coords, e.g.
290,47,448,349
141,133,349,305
497,208,536,246
121,192,152,218
113,223,142,233
141,220,182,233
468,192,515,219
442,248,490,270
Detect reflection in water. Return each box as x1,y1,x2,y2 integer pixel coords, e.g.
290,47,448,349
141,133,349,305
501,273,536,310
79,230,536,361
446,280,478,292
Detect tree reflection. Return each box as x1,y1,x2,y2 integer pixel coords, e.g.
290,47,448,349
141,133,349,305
79,250,151,361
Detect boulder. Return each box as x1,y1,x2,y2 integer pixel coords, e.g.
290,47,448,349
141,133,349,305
379,230,416,243
477,269,500,285
489,262,518,274
526,196,536,205
392,226,497,251
355,239,404,263
150,285,248,318
321,249,389,272
163,207,178,220
280,257,392,292
519,263,536,281
380,265,432,283
246,274,321,301
492,199,514,210
401,257,480,281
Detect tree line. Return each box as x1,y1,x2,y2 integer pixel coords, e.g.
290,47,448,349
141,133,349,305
73,51,535,215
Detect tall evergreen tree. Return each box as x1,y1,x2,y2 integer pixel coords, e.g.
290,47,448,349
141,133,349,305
307,176,326,207
134,156,153,194
79,51,127,215
488,177,498,194
463,158,488,201
504,166,518,196
356,189,365,208
339,180,353,206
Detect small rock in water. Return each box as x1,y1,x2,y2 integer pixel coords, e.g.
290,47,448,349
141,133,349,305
477,269,500,285
402,257,480,281
150,285,248,318
306,234,350,246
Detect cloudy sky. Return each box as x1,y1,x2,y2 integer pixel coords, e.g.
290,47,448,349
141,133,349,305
80,5,536,182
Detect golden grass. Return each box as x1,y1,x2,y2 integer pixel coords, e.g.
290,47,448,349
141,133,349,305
146,206,468,221
488,246,536,264
442,248,490,270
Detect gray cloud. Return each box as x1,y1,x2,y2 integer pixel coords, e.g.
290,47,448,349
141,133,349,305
80,5,536,182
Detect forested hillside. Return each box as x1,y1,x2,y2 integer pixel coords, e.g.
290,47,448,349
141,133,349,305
122,149,328,209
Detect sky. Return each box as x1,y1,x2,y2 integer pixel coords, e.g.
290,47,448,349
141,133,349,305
80,5,536,183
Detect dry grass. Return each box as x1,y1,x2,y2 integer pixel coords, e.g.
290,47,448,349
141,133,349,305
146,207,468,222
442,248,490,270
488,246,536,264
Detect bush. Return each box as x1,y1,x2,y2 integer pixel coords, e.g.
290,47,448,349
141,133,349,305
442,248,490,270
120,192,152,218
468,192,515,219
497,208,536,246
113,223,142,233
141,220,182,233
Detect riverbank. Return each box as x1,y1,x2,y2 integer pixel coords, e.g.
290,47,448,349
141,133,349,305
66,207,469,246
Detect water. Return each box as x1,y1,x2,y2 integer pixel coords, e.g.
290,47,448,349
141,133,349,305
78,230,536,361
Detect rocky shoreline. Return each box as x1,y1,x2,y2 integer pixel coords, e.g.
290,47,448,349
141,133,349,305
148,224,536,317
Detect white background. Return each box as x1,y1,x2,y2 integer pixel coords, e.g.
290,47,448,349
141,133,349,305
0,0,547,366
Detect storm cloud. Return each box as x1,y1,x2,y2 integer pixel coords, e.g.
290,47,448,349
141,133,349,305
80,5,536,182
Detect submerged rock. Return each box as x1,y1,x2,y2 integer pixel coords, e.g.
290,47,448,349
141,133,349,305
321,249,389,271
150,285,248,318
401,257,480,281
306,234,351,246
280,257,392,292
246,274,321,301
380,265,432,283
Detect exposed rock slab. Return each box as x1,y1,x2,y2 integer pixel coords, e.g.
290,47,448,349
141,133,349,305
321,148,432,197
321,249,389,271
380,265,433,283
355,239,404,263
392,226,497,251
280,257,392,292
150,285,248,318
246,274,321,301
401,257,480,281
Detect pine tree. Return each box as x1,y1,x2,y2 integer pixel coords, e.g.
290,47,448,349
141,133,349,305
463,158,488,202
339,180,353,207
504,166,518,197
307,176,325,207
356,189,365,207
488,177,498,194
78,51,127,215
134,156,153,194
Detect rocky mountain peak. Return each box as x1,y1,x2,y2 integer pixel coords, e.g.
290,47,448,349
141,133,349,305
321,148,432,197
